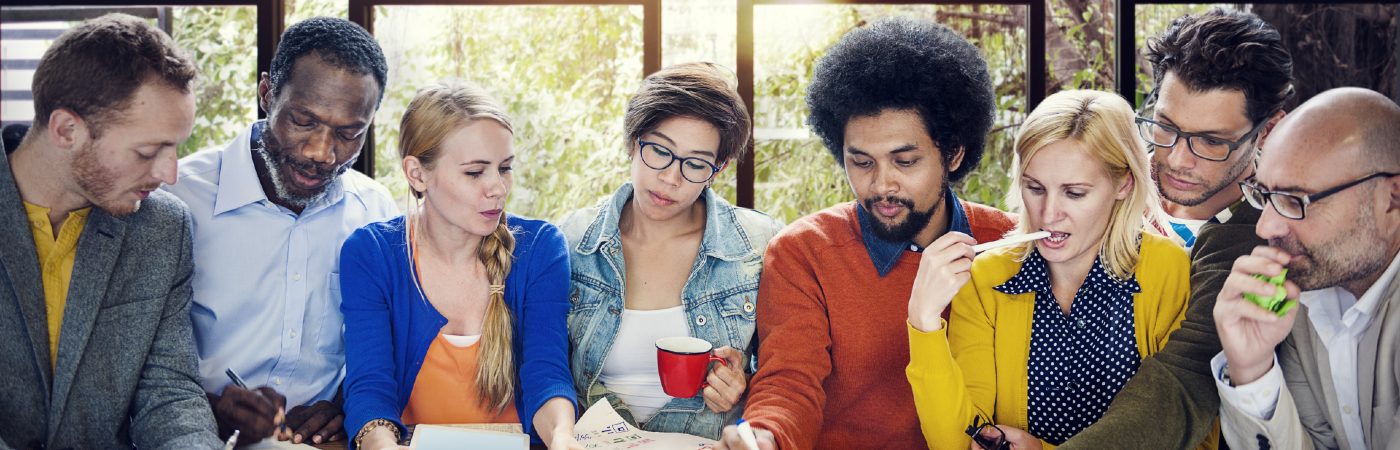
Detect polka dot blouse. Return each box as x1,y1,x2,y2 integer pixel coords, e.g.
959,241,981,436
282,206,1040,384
994,249,1142,445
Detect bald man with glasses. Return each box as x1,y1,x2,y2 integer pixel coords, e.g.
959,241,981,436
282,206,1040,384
1212,87,1400,450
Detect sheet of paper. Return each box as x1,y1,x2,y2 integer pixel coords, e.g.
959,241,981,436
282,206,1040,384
573,400,717,450
241,438,319,449
409,424,529,449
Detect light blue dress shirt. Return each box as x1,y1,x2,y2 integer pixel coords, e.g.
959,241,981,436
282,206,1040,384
162,121,399,407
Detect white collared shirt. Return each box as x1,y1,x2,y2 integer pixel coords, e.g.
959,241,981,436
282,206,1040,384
161,122,398,406
1214,250,1400,450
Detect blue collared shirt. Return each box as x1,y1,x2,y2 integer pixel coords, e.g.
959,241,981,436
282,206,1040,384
856,189,971,277
161,121,399,406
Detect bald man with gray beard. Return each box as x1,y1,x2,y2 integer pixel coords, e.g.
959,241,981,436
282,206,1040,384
1212,87,1400,450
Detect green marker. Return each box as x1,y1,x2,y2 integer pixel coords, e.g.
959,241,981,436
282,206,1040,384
1243,268,1294,317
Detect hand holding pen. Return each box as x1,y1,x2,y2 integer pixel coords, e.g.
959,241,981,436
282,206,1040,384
710,419,776,450
209,368,287,445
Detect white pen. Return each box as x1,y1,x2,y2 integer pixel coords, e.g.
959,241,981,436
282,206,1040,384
222,429,240,450
972,231,1051,254
735,419,760,450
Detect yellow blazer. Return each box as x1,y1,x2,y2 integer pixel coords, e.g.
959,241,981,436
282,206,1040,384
906,232,1217,450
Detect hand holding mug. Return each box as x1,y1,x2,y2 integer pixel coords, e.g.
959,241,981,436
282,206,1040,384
1214,245,1301,386
702,346,747,413
657,336,731,399
908,232,977,332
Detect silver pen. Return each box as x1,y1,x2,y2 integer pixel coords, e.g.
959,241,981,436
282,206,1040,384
222,429,240,450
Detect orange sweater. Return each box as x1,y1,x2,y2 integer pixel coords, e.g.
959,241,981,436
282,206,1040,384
746,201,1015,450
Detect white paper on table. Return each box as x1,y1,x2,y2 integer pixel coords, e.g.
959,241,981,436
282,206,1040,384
573,399,717,450
240,438,319,449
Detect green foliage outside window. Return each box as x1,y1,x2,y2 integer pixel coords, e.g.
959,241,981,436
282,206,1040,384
171,6,257,157
163,1,1219,224
370,5,644,220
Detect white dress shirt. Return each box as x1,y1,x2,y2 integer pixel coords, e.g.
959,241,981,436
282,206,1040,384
162,122,398,407
1215,251,1400,450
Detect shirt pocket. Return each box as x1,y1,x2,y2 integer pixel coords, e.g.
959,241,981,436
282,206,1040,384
316,273,345,355
710,286,759,351
567,275,611,342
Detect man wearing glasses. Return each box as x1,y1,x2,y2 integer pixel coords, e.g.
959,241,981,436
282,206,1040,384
1213,87,1400,450
1062,9,1294,449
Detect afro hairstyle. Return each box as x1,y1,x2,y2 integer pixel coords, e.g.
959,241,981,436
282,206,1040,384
806,16,995,182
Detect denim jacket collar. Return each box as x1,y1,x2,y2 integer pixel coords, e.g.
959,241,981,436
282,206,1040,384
857,189,971,277
573,182,754,261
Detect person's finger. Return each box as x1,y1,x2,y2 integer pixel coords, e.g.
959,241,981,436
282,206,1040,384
713,425,740,450
256,386,287,416
946,258,973,275
293,404,336,444
702,386,731,412
1233,254,1288,279
1249,245,1293,265
706,371,733,393
713,346,744,368
223,402,275,441
1223,270,1287,301
284,404,310,428
930,231,977,251
1223,296,1284,324
225,388,279,422
1282,280,1301,301
291,411,327,443
312,412,345,444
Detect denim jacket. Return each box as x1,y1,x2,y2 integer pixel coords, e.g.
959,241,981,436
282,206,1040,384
558,182,783,439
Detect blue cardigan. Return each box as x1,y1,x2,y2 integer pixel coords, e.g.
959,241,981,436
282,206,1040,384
339,215,576,447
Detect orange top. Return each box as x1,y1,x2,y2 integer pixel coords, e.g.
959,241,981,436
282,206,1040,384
401,334,520,425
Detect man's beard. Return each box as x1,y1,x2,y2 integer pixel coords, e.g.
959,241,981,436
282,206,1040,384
862,185,943,243
1271,199,1389,292
73,139,153,217
1153,153,1251,207
256,131,350,210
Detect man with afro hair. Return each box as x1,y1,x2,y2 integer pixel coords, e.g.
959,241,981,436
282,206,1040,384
715,16,1014,450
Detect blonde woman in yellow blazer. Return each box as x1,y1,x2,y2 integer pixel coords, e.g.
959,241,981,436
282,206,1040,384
903,90,1216,450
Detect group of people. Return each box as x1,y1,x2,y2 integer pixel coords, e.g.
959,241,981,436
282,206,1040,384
1,8,1396,450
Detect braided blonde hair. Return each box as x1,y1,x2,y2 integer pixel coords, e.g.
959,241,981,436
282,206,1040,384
399,82,517,412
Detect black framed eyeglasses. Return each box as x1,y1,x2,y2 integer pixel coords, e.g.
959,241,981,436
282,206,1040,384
1134,116,1268,162
637,139,721,183
1240,172,1399,220
965,415,1010,450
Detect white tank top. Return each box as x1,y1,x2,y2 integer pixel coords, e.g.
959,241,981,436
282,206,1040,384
597,305,688,424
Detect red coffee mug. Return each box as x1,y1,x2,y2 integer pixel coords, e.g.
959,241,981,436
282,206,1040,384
656,336,730,398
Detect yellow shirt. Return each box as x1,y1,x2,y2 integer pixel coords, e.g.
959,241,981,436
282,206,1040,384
906,232,1218,450
23,200,90,370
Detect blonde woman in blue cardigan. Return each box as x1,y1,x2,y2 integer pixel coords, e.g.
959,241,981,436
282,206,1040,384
904,90,1215,449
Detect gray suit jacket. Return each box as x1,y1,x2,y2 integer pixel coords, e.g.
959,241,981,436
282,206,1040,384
0,153,221,449
1221,268,1400,450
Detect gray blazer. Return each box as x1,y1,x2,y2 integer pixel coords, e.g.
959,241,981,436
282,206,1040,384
0,153,221,449
1220,269,1400,450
